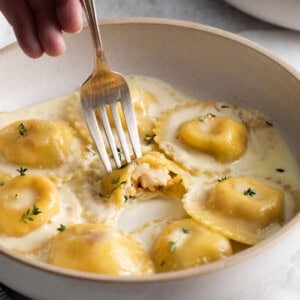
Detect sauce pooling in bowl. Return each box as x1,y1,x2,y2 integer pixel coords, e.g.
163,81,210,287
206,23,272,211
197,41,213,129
0,75,299,274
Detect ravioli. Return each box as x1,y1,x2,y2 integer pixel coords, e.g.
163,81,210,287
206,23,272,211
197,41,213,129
0,119,74,168
101,151,190,207
48,223,154,275
155,102,276,174
0,174,58,237
183,177,286,245
152,218,232,272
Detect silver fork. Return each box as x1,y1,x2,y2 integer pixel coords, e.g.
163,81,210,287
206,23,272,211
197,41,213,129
80,0,141,172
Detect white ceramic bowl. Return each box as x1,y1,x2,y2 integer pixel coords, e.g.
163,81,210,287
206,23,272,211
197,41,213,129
0,18,300,300
225,0,300,31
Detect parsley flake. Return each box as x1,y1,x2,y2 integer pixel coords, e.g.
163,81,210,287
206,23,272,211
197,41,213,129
182,227,191,234
243,188,256,197
160,260,165,266
16,166,27,176
111,177,127,192
18,123,27,136
169,241,177,252
265,120,273,127
207,113,216,118
276,168,285,173
144,134,156,145
20,204,42,224
218,176,227,182
57,224,66,232
117,147,123,161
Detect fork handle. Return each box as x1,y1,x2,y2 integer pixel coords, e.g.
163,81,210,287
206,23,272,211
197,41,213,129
81,0,107,65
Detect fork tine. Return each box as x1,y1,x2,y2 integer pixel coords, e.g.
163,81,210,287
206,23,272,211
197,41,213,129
110,103,132,164
120,91,142,158
83,106,113,172
97,102,122,169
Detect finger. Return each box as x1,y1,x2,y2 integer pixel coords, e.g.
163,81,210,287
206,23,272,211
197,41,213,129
56,0,83,33
28,0,66,57
0,0,44,58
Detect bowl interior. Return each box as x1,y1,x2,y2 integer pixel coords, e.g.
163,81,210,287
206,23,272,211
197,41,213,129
0,18,300,281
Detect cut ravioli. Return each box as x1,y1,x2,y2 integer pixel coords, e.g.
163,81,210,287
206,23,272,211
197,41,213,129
152,218,232,272
0,119,75,168
155,102,275,174
183,177,285,245
101,151,190,207
48,223,154,275
0,175,59,237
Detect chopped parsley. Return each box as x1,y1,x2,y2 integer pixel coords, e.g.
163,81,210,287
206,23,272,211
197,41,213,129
18,123,27,136
221,105,230,109
182,227,191,234
98,192,106,198
265,120,273,127
124,195,129,203
57,224,66,232
199,113,216,122
169,241,177,252
144,134,156,145
218,176,227,182
276,168,285,173
16,166,27,176
13,194,18,200
20,204,42,224
207,113,216,118
117,147,123,161
111,177,127,192
86,146,96,156
160,260,166,266
243,188,256,197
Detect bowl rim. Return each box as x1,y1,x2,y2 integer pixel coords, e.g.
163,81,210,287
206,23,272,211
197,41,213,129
0,17,300,283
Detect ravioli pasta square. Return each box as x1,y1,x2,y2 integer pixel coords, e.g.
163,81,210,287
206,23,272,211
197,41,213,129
0,75,299,275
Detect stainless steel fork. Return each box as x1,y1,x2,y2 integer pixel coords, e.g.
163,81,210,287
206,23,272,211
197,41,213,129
80,0,141,172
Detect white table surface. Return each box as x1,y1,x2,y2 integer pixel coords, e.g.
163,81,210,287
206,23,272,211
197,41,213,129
1,1,300,299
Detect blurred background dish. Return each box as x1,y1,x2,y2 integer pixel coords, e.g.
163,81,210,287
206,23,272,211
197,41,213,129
224,0,300,31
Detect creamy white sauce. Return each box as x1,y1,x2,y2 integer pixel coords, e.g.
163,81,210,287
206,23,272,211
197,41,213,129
0,75,299,264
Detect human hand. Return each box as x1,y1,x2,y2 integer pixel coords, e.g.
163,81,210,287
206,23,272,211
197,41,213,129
0,0,83,58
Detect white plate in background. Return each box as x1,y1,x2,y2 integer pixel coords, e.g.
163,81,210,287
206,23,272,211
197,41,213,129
225,0,300,31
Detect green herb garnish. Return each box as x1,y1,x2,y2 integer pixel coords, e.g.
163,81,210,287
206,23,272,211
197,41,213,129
111,177,127,192
169,241,177,252
20,204,42,224
276,168,285,173
18,123,27,136
182,227,191,234
16,166,27,176
207,113,216,118
57,224,66,232
117,147,123,161
144,134,156,145
218,176,227,182
243,188,256,197
265,120,273,127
